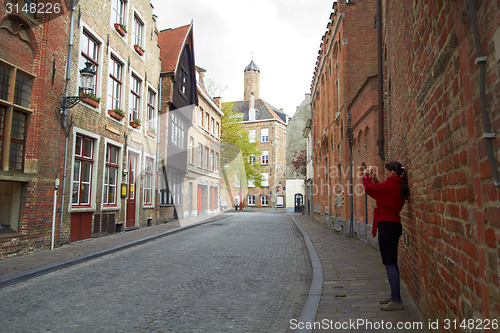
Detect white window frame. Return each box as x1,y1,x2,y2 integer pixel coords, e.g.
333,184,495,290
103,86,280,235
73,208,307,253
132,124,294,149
102,138,123,210
248,129,255,142
107,51,126,113
261,172,269,187
146,84,157,133
261,128,269,142
261,151,269,165
261,195,269,206
70,128,100,212
129,70,144,125
198,143,203,168
78,25,104,104
132,9,145,49
248,195,255,206
143,155,155,207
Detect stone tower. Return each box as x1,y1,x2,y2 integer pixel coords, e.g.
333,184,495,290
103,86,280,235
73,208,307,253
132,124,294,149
243,59,260,100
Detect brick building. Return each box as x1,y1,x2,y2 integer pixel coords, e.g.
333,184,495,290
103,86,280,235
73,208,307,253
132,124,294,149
185,67,222,217
310,0,378,237
311,0,500,326
0,0,71,257
225,60,288,209
382,0,500,325
60,0,161,242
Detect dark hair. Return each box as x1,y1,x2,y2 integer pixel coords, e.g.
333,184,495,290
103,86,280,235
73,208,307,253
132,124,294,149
385,161,409,201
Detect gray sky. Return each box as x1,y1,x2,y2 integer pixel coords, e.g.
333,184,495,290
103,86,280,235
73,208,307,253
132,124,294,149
150,0,334,117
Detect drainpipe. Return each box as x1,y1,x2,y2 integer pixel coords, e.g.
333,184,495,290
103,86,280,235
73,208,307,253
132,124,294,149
347,111,354,238
58,0,78,247
376,0,385,161
467,0,500,187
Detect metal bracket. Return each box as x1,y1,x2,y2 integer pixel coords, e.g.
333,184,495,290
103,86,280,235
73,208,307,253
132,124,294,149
61,96,83,109
475,56,488,64
483,132,496,139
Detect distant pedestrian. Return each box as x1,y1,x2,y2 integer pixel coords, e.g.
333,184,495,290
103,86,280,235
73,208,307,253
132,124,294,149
363,161,409,311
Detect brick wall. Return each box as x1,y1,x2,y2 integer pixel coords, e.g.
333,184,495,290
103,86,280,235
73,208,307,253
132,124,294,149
0,2,71,258
383,0,499,324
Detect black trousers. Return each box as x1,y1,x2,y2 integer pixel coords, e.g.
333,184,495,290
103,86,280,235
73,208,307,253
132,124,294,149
378,222,402,265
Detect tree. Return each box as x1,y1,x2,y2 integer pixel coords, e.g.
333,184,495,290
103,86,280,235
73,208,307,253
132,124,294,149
290,149,307,177
220,102,262,186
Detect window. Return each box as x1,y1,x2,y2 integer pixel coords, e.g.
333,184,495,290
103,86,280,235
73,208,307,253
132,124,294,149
0,181,22,233
160,167,181,206
235,175,240,188
0,61,33,172
261,151,269,165
215,152,219,173
248,129,255,143
108,56,123,110
249,155,255,165
210,117,215,136
215,122,220,139
198,143,202,168
261,173,269,187
112,0,126,25
147,89,156,132
210,150,214,171
261,128,269,142
130,74,141,123
179,67,187,96
72,135,94,206
205,113,209,132
144,157,154,205
248,195,255,206
261,195,269,206
204,146,209,169
133,14,144,48
170,112,185,149
189,137,194,164
80,30,100,95
248,178,255,188
103,144,119,206
198,108,203,128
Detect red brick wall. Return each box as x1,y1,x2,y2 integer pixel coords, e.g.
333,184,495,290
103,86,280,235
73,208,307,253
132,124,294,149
0,3,71,258
384,0,499,324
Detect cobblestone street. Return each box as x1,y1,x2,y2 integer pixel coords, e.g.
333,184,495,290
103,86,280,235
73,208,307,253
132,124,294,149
0,213,311,332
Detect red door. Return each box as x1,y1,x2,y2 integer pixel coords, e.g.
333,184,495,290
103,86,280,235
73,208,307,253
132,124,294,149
127,153,138,227
210,187,215,211
70,212,92,242
197,185,202,214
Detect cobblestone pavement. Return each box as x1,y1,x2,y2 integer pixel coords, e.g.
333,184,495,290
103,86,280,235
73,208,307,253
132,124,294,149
0,212,311,332
293,214,425,333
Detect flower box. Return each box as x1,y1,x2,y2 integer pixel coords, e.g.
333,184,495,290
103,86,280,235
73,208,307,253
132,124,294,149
130,120,141,128
108,109,124,121
80,93,100,108
114,23,127,37
134,44,145,56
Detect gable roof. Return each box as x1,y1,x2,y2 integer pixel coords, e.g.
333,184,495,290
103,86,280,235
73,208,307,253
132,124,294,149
231,99,287,124
158,24,192,73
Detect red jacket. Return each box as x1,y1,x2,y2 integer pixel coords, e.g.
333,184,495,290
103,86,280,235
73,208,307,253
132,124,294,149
363,175,404,237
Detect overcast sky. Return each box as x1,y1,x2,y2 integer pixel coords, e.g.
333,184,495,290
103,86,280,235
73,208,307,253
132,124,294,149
149,0,334,117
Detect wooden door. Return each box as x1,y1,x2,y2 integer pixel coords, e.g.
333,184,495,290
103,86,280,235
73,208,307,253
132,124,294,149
126,153,138,227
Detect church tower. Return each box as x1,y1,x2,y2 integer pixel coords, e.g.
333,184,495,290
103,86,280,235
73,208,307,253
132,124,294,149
243,59,260,100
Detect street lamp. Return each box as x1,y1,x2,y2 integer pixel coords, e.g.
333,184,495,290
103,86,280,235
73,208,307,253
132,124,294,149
61,62,96,109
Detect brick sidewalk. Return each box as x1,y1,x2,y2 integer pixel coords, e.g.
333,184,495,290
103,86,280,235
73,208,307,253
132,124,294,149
293,214,426,333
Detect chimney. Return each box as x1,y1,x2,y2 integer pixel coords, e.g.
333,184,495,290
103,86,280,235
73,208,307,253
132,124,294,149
213,97,221,109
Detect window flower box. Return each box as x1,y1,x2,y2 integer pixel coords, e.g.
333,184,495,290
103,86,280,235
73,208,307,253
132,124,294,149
79,93,100,108
146,129,156,138
108,109,125,121
134,44,145,56
114,23,127,37
130,119,141,128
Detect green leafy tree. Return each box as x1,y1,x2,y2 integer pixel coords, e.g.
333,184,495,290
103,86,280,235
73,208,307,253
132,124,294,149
221,102,262,186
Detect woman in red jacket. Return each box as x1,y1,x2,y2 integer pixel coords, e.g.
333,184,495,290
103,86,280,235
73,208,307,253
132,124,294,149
363,161,409,311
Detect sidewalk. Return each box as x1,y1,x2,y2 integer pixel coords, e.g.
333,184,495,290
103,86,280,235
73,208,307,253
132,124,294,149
292,213,426,333
0,212,227,287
